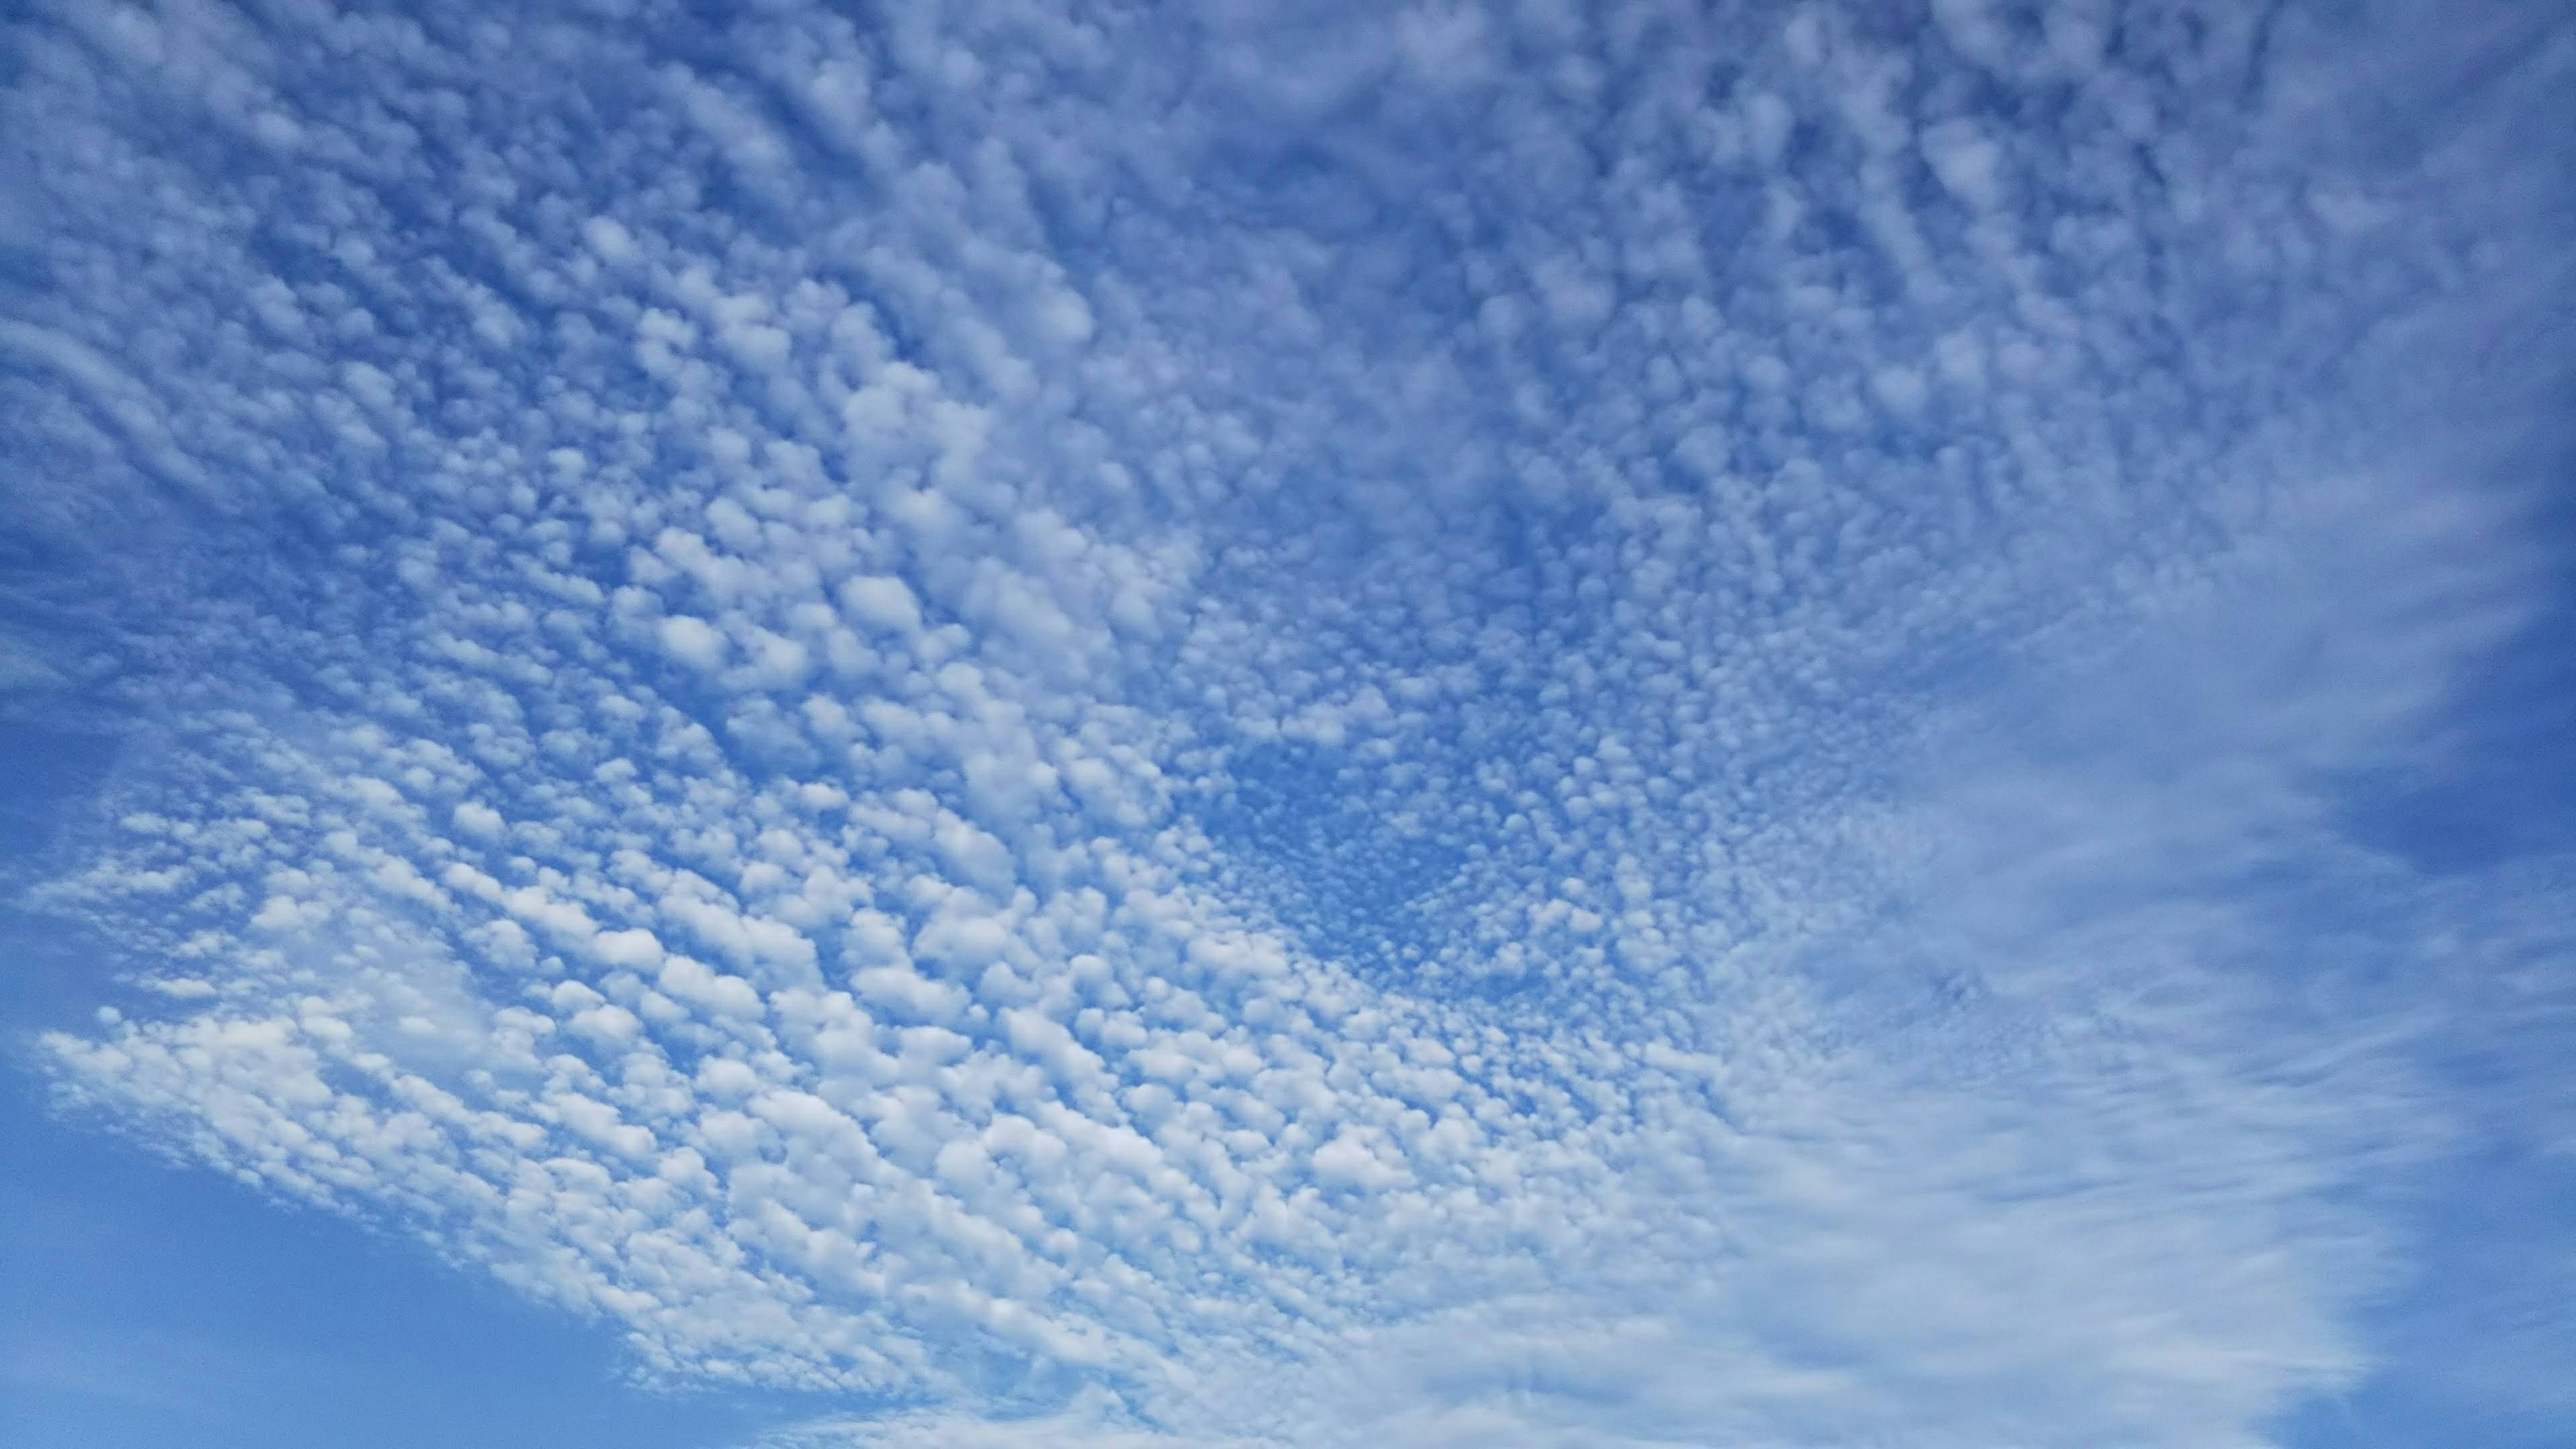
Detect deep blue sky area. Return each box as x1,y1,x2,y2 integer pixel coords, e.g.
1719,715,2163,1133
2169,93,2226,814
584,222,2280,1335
1,1092,784,1449
2,1,2570,1446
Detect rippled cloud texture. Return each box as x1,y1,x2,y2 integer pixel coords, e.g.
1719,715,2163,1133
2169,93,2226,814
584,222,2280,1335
5,1,2571,1446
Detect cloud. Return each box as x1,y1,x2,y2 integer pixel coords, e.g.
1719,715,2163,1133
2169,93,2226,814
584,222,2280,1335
5,0,2569,1445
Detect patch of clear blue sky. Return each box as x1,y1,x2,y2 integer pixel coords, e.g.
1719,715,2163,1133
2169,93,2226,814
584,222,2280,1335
1,1081,772,1449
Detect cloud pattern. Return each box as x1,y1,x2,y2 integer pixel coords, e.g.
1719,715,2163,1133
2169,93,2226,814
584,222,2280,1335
5,1,2571,1445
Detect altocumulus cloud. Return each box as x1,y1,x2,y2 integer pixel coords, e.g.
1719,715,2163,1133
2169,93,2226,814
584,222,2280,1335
3,0,2571,1446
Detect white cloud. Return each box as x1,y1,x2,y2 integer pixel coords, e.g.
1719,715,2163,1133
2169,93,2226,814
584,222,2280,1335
9,0,2570,1445
838,575,926,638
659,614,731,669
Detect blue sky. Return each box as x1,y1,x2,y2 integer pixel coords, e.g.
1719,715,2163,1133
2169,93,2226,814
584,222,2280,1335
1,1,2570,1446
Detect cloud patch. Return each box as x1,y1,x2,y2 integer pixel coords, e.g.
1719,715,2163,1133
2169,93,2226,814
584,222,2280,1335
7,0,2571,1445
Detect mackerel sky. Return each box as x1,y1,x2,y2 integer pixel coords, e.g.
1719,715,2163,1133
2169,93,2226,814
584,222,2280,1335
3,1,2571,1446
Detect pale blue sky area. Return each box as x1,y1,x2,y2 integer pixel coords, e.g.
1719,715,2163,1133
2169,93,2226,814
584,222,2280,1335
3,2,2571,1446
